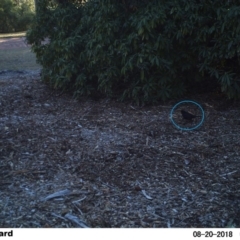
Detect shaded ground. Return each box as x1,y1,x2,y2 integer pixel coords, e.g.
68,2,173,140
0,37,30,49
0,37,40,71
0,71,240,228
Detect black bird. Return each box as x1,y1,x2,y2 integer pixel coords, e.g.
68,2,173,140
181,110,201,120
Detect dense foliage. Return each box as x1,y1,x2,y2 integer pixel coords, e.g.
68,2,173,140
26,0,240,104
0,0,35,33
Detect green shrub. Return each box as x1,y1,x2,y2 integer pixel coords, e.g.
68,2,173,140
0,0,16,32
26,0,240,104
0,0,35,33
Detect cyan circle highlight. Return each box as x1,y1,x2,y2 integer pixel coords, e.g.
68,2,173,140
170,100,205,131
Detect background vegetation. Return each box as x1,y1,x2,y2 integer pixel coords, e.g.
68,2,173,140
26,0,240,104
0,0,35,33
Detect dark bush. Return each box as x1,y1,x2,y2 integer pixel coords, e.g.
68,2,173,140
0,0,35,33
26,0,240,104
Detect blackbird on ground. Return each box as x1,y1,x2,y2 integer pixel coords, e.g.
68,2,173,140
181,110,201,120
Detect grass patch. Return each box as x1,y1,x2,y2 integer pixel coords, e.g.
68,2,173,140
0,47,40,71
0,32,26,39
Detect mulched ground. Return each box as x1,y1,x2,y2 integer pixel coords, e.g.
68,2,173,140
0,70,240,228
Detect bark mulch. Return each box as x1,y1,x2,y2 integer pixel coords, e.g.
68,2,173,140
0,71,240,228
